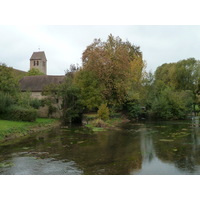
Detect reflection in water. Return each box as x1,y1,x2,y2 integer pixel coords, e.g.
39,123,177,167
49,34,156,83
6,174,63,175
1,157,83,175
0,121,200,175
140,127,155,163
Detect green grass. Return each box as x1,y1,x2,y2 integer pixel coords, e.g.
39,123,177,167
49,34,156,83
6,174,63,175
0,118,58,140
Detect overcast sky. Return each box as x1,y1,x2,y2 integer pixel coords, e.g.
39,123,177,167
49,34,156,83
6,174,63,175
1,25,200,75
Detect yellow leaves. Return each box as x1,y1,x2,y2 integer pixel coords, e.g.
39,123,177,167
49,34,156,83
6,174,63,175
81,35,145,106
130,56,145,83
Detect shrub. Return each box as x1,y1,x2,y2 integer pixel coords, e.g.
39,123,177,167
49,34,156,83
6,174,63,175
126,101,142,119
30,98,42,109
97,103,109,121
150,89,193,120
48,104,57,117
16,92,31,108
0,92,14,114
17,93,41,109
5,105,37,122
91,118,107,127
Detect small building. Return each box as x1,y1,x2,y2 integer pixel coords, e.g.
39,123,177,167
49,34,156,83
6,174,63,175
30,51,47,75
19,75,65,118
19,51,65,118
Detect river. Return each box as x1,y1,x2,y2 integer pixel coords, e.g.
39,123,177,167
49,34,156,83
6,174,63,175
0,120,200,175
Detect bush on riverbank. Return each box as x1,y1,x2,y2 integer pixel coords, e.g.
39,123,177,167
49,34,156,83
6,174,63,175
90,118,107,128
1,105,37,122
0,92,14,114
8,105,37,122
97,103,110,121
0,91,40,122
84,112,129,132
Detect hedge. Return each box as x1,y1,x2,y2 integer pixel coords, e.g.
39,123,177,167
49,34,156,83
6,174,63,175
2,105,37,122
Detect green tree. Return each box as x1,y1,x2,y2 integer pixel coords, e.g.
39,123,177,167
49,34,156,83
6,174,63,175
61,73,83,124
74,69,104,110
153,58,200,117
155,58,200,93
97,103,110,121
42,64,83,123
27,68,44,76
0,63,19,95
150,87,193,120
42,83,62,118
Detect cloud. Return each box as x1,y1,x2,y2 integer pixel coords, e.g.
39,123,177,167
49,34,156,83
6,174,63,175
1,25,200,75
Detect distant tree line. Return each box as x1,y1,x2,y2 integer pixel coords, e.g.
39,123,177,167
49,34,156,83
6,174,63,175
145,58,200,119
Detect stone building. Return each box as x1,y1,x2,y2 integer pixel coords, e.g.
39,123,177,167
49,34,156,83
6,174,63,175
19,51,65,118
30,51,47,75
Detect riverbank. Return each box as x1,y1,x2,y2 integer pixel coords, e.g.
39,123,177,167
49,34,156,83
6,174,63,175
0,118,60,142
83,113,130,132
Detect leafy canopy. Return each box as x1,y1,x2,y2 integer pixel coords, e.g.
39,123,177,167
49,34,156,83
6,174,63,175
80,34,145,107
0,63,19,95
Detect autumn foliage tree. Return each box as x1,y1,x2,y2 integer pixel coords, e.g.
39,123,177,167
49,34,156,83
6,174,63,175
78,34,145,109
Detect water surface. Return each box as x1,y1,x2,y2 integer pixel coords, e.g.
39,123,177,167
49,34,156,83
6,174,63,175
0,120,200,175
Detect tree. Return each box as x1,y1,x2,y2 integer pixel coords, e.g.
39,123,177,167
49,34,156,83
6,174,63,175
42,83,62,118
60,72,83,124
155,58,200,93
81,34,145,108
74,69,104,110
27,68,44,76
153,58,200,116
42,64,83,123
150,87,193,120
97,103,110,121
0,63,19,95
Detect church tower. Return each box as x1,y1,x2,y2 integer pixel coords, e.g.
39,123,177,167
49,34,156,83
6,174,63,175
30,51,47,75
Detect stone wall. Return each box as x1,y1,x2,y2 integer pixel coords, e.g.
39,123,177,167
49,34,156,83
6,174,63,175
30,60,47,75
31,92,44,100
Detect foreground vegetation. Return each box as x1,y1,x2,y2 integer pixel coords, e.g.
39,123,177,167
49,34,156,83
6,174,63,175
0,118,59,141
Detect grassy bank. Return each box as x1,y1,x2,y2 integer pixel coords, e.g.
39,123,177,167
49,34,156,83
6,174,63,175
0,118,59,141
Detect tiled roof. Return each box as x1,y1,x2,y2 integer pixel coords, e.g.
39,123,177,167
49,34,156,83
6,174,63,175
30,51,47,61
